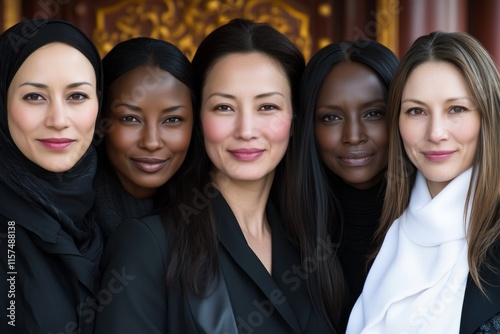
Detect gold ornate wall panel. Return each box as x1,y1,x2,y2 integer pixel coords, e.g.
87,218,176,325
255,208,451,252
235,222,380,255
93,0,312,60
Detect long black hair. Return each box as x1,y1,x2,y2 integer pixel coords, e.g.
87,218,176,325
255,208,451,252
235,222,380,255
165,18,305,295
280,39,399,330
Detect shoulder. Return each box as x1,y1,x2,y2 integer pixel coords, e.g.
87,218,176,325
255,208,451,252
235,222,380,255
101,215,168,271
96,215,169,333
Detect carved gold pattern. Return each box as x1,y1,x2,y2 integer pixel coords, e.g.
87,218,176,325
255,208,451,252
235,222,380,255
93,0,311,60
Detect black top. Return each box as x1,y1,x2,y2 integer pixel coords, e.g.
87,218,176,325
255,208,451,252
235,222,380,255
330,175,384,330
95,192,333,333
0,19,103,334
93,164,154,238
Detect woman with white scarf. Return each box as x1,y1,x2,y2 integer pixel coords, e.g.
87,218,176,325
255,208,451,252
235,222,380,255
347,31,500,334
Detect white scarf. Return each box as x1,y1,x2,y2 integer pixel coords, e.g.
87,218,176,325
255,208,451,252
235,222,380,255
346,168,473,334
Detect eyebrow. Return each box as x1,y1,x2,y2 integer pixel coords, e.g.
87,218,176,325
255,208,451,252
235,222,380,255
316,98,386,110
19,82,93,89
206,91,285,100
113,103,186,113
401,97,474,104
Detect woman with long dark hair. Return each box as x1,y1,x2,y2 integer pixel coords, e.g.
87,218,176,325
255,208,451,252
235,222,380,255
282,39,398,330
96,18,334,333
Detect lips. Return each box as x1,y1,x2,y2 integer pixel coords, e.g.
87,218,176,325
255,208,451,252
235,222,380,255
423,150,455,162
131,157,169,173
228,148,265,161
38,138,75,151
338,152,373,166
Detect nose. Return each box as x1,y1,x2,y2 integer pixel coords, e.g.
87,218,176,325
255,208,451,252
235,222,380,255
234,110,257,140
139,123,164,151
342,117,367,145
44,100,70,130
426,113,449,143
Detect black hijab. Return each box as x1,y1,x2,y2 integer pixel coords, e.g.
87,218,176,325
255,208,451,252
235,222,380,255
0,19,103,333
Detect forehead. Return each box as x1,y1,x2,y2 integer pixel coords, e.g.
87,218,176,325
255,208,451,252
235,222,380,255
203,52,289,90
109,66,188,96
9,42,95,85
403,61,469,95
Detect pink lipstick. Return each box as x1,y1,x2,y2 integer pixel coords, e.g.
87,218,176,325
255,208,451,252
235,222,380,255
38,138,75,150
423,150,455,162
228,148,265,161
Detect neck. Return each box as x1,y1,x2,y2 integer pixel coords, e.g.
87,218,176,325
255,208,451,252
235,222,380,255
212,170,274,238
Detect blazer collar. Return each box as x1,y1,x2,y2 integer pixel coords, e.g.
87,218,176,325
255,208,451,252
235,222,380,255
214,192,305,333
460,247,500,333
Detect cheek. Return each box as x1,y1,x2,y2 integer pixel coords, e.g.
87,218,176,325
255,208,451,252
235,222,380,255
201,115,230,145
7,103,39,137
73,103,99,139
314,125,341,154
399,120,418,150
106,126,138,161
367,124,389,149
162,125,192,153
264,114,293,142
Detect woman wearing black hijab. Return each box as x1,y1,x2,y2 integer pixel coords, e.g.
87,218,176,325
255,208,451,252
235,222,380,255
0,19,103,333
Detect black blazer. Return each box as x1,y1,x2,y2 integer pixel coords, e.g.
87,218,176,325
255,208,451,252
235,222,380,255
460,248,500,333
95,193,333,333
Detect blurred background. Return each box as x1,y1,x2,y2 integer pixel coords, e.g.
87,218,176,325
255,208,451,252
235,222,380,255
1,0,498,65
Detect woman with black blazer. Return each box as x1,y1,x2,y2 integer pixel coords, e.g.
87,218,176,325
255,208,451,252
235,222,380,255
347,31,500,333
0,19,103,333
96,18,335,333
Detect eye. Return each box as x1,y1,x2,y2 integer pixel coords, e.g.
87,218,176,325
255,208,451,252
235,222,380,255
320,114,342,122
163,116,182,124
23,93,45,101
450,106,468,113
119,116,141,123
405,108,425,116
258,104,278,111
68,92,89,101
364,110,385,120
215,105,234,112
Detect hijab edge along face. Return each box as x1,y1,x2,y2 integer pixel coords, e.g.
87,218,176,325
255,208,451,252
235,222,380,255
7,42,99,173
0,19,103,174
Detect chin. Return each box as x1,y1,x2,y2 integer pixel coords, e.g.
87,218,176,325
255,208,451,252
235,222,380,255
38,162,77,173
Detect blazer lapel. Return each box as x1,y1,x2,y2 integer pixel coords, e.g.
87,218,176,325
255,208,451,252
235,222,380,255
268,203,312,330
460,248,500,334
185,267,239,333
214,193,303,333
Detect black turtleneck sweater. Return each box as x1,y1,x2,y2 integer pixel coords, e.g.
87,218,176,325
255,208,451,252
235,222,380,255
330,175,385,331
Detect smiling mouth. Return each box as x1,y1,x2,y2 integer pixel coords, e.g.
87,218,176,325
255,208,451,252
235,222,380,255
423,151,455,162
131,158,169,173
